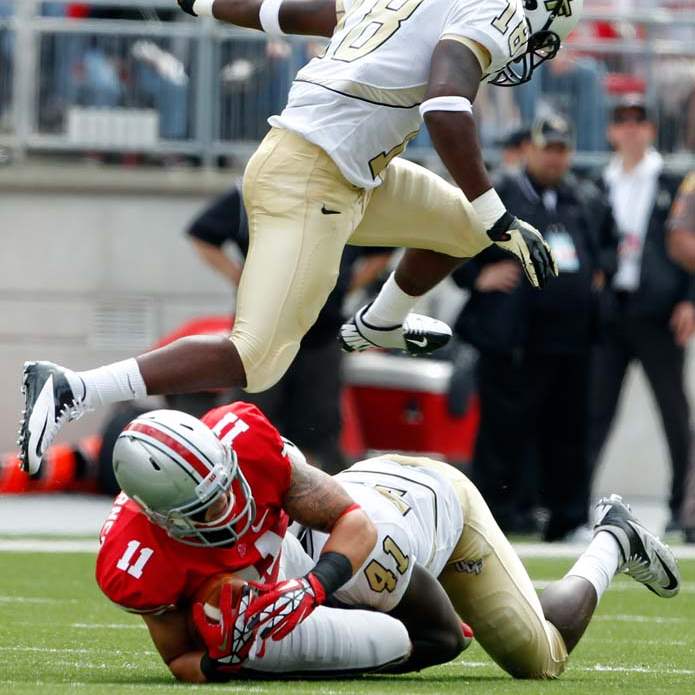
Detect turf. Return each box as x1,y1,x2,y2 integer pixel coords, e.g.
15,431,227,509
1,552,694,694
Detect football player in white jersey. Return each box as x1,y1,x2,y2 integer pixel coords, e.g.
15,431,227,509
19,0,578,474
283,454,681,679
97,406,679,681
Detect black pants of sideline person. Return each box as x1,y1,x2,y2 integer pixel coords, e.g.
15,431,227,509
242,339,347,475
473,350,592,540
589,315,690,520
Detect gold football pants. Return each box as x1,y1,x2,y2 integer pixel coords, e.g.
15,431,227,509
384,454,568,679
233,127,490,392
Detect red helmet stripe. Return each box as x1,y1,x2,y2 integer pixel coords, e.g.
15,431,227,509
125,422,211,479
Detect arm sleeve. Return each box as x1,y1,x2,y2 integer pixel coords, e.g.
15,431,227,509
440,0,527,74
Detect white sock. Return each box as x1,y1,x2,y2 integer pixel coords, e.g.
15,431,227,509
73,358,148,409
362,272,419,327
565,531,621,602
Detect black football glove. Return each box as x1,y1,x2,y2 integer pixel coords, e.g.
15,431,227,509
486,212,558,288
177,0,197,16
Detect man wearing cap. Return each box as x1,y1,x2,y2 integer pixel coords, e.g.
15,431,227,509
453,114,617,541
592,97,695,535
496,127,531,175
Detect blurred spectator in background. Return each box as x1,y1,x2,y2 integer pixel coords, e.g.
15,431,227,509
591,97,695,534
516,49,608,152
496,127,531,175
453,115,617,541
187,185,392,473
39,3,189,140
0,2,12,128
666,171,695,543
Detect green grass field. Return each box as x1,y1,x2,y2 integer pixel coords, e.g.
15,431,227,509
1,552,694,695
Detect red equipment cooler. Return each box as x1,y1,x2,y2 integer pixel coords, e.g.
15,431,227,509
343,353,479,464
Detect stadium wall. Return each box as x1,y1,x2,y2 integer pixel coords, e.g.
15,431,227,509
0,166,234,459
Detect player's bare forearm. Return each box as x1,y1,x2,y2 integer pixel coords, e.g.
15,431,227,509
142,611,208,682
211,0,337,37
284,459,377,571
168,651,208,683
383,564,467,673
190,238,243,286
424,39,493,201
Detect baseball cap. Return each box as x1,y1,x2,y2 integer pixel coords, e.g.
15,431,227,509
611,95,650,123
531,114,574,148
497,127,531,150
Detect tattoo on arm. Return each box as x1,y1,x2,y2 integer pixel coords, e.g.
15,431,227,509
284,460,354,532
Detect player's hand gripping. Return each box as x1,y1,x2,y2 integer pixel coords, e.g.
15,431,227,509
244,573,327,642
487,212,558,289
192,583,258,671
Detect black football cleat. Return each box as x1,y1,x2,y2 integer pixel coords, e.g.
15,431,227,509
593,494,680,598
17,361,89,475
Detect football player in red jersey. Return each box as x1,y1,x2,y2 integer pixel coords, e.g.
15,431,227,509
96,403,468,682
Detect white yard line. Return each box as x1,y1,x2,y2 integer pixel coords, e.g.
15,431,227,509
533,579,695,593
514,542,695,560
0,595,79,604
450,660,695,675
0,645,155,655
0,682,270,692
0,539,96,552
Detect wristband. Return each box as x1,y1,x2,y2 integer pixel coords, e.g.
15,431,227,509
192,0,215,17
471,188,507,232
259,0,285,36
310,551,353,597
419,95,473,118
200,654,235,682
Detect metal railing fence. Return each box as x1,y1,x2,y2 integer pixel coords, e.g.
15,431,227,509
0,1,694,171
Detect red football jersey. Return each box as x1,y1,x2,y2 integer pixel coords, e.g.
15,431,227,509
95,402,292,614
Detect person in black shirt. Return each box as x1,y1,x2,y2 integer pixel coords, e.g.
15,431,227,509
453,115,617,541
188,185,391,473
593,99,695,534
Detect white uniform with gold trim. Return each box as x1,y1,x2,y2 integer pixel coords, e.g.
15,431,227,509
270,0,528,188
295,457,464,611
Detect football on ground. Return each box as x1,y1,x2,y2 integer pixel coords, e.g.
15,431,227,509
192,571,248,623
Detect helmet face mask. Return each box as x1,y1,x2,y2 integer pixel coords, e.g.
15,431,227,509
114,409,256,548
488,0,582,88
489,30,561,87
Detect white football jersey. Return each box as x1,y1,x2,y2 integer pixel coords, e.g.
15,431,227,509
270,0,528,189
295,457,464,612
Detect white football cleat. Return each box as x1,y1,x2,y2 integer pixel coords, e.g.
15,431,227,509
17,361,90,475
593,494,680,598
340,304,452,356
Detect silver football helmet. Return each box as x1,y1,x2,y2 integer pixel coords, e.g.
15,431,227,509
489,0,584,87
113,409,255,547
